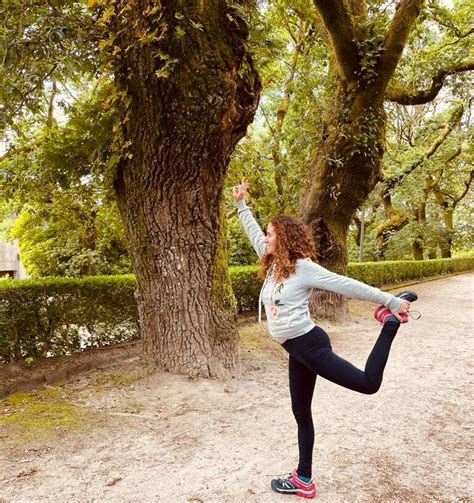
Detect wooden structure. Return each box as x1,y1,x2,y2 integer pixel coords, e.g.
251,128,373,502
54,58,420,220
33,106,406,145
0,239,26,279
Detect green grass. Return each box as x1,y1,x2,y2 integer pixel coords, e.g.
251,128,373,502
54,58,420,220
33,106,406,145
0,387,90,441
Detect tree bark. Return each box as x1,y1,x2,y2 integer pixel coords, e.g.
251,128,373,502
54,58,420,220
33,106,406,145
375,189,409,260
438,208,454,258
412,202,426,260
108,1,260,377
301,83,387,319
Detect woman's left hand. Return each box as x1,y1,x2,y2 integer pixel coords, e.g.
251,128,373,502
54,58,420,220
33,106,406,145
391,300,410,322
232,178,249,202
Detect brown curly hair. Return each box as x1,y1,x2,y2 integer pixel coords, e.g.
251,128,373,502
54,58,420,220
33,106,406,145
257,214,317,283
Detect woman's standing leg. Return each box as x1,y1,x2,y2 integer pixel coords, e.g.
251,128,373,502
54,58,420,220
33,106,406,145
271,355,318,498
288,354,317,478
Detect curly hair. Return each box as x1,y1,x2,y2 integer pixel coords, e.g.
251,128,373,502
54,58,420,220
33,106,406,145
257,214,317,283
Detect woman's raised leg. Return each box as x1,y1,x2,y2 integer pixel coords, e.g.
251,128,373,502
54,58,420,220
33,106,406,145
283,320,401,396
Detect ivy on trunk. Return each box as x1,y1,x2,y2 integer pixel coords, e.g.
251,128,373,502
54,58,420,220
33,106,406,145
300,0,424,320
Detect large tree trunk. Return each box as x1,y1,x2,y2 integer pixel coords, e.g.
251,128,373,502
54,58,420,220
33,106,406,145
109,1,260,377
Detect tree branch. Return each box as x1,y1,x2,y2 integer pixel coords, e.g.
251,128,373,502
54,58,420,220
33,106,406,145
427,28,474,54
379,0,424,90
385,106,463,190
386,60,474,105
312,0,360,83
426,2,472,39
445,147,462,165
424,167,443,192
433,170,473,208
453,170,474,205
8,63,59,121
0,138,43,163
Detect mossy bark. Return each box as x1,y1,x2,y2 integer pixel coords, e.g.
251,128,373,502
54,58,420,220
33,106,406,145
110,1,260,377
412,200,427,261
301,86,386,320
300,0,423,320
438,209,454,259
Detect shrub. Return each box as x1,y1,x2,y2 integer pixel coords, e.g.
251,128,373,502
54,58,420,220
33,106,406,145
229,265,261,311
0,275,138,363
347,257,474,286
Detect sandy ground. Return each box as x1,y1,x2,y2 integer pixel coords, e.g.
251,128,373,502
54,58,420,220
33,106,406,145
0,272,473,502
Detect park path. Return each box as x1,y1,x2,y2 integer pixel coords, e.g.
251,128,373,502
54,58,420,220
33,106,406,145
1,272,473,502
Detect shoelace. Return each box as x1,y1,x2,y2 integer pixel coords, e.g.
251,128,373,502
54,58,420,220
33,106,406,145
275,473,292,481
409,310,421,320
274,472,313,486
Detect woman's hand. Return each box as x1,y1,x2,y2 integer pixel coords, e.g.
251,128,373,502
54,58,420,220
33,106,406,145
232,177,249,202
391,299,410,322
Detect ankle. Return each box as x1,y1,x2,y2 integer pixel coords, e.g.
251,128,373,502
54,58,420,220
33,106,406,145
297,473,312,483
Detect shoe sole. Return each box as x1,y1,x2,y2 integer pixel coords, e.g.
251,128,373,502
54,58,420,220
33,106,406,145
396,290,418,302
271,481,316,499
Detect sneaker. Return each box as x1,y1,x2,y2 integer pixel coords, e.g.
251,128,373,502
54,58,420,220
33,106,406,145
374,305,408,324
271,470,316,499
374,290,418,324
396,290,418,302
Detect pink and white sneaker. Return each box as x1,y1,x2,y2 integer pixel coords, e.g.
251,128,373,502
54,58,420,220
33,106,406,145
374,290,418,324
374,305,408,324
271,470,316,499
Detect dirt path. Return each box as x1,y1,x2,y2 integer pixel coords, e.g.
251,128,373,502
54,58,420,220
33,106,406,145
1,273,473,502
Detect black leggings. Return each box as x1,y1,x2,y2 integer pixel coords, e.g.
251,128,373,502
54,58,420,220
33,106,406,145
282,322,400,478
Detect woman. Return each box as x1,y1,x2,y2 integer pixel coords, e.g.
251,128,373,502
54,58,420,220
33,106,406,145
232,179,417,499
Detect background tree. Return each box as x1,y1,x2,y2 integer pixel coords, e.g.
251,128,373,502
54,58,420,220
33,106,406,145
0,0,98,133
348,99,473,262
226,0,326,262
227,0,472,316
1,81,130,277
376,104,464,259
299,0,473,319
431,140,473,258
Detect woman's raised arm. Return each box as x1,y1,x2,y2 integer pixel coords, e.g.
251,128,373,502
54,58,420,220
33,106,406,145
233,178,266,258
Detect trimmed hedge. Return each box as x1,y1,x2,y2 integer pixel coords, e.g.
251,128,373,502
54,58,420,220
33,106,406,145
347,257,474,287
0,275,138,363
1,257,473,362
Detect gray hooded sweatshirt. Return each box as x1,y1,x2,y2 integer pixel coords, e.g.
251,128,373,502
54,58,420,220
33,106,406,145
236,199,403,343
